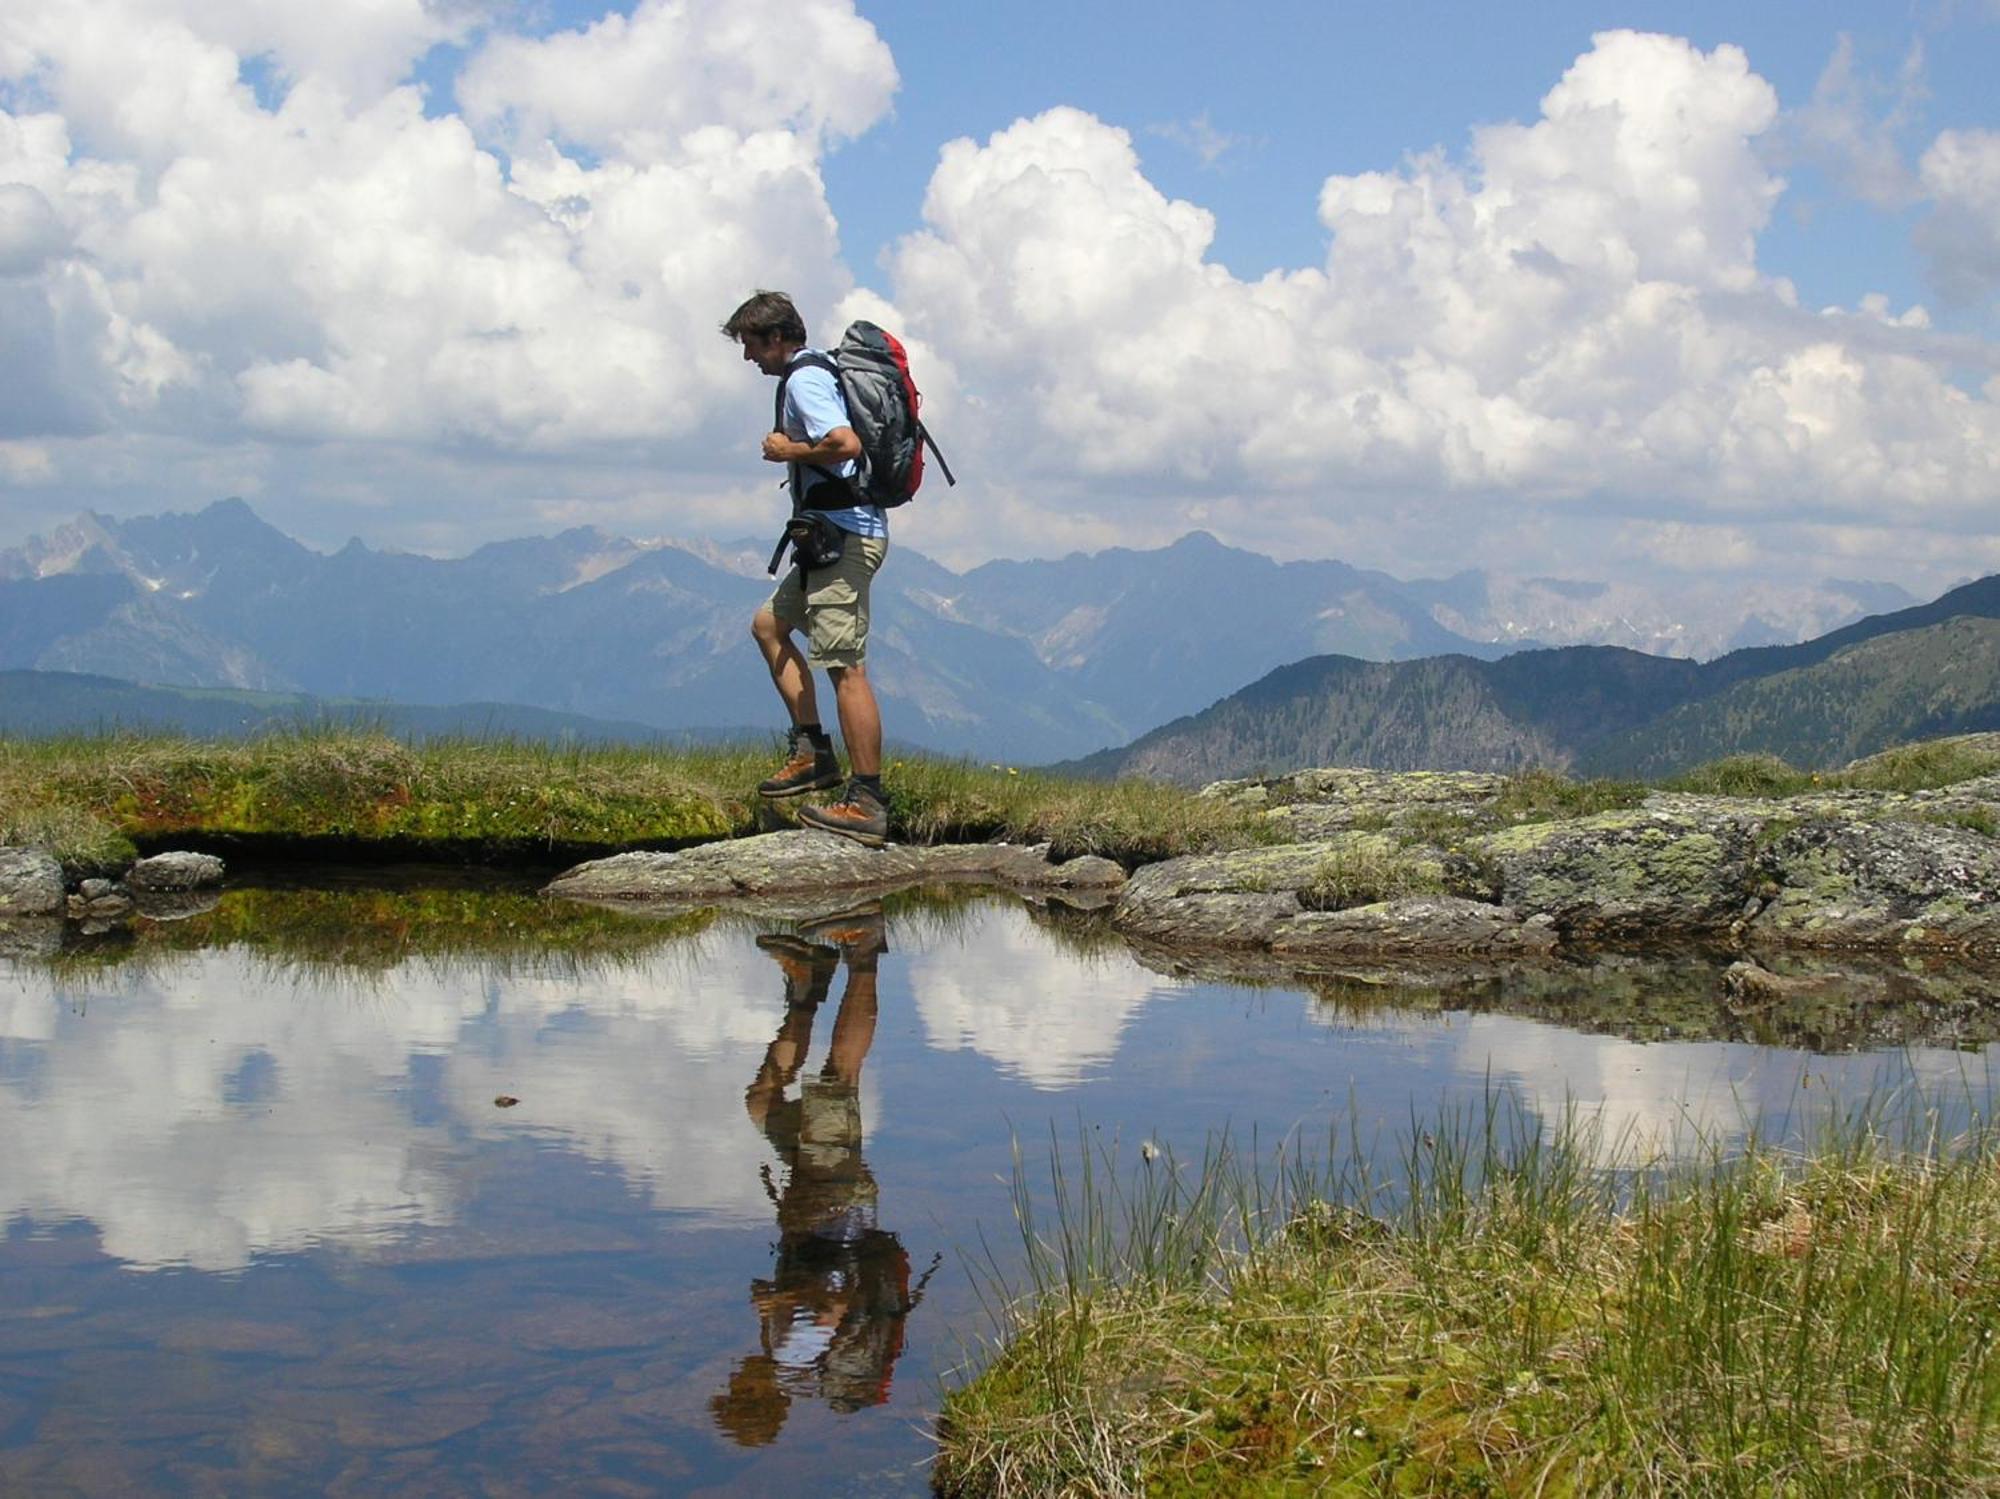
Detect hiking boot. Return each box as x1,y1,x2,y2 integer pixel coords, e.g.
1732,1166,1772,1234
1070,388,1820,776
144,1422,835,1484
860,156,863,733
758,728,841,799
798,779,890,848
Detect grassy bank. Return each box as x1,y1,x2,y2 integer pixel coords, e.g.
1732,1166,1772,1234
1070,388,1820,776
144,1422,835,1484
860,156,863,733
0,730,1260,875
8,729,1998,881
937,1096,2000,1496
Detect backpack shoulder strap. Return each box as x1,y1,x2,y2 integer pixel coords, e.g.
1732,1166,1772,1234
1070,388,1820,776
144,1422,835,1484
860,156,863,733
771,351,839,429
774,352,853,506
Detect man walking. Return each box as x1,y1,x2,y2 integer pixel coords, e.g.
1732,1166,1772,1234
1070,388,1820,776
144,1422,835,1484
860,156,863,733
723,290,890,847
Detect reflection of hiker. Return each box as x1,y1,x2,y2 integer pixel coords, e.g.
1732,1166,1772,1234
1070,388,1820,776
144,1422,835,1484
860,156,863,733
722,289,890,848
710,908,936,1447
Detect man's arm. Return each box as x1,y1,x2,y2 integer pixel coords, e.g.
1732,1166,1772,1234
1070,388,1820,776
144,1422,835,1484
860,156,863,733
763,428,861,465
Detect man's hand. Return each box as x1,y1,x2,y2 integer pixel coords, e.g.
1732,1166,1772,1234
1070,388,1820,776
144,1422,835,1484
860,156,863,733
763,426,861,466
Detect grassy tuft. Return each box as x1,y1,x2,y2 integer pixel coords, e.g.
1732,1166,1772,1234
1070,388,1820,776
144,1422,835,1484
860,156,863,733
938,1092,2000,1497
1660,752,1818,798
0,801,136,877
1492,766,1647,823
1298,837,1448,911
1841,737,2000,793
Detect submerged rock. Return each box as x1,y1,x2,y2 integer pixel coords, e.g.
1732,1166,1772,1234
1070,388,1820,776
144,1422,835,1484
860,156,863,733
0,916,62,960
0,848,63,916
1273,898,1559,959
544,831,1126,906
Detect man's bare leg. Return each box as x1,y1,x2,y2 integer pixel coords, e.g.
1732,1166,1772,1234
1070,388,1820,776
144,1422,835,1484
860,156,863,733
827,663,881,776
751,608,819,727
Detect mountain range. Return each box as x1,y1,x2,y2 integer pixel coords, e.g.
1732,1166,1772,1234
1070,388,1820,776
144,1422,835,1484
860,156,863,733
0,500,1923,763
1069,577,2000,783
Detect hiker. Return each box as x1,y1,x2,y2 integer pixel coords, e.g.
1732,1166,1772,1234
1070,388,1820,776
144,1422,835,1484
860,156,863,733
722,289,890,847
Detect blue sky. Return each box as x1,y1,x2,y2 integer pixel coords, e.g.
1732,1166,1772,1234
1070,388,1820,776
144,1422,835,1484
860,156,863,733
2,0,1997,590
816,1,1991,318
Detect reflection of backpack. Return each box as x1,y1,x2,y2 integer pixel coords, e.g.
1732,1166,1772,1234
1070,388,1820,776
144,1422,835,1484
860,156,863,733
782,322,956,508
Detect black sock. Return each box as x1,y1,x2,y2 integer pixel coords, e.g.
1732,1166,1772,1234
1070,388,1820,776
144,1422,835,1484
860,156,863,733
853,773,884,800
798,722,833,752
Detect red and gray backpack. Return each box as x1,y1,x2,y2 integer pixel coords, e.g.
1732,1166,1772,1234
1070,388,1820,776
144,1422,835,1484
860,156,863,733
777,321,956,508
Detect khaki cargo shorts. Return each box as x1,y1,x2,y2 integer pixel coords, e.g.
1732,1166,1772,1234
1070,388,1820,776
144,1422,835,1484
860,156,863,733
763,535,887,669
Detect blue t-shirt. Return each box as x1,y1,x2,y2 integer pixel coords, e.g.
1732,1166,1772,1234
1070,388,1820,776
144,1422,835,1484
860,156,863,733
783,350,887,539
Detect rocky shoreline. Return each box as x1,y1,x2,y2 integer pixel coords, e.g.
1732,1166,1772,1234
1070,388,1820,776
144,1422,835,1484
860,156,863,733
11,753,2000,982
542,756,2000,973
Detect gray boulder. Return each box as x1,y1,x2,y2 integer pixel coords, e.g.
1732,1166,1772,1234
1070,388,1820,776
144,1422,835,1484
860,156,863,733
1114,843,1343,947
125,852,226,893
1751,818,2000,953
1467,803,1774,940
0,848,63,916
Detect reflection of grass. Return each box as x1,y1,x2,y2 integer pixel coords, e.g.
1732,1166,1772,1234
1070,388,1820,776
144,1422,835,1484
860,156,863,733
938,1089,2000,1497
0,730,1262,872
38,884,715,978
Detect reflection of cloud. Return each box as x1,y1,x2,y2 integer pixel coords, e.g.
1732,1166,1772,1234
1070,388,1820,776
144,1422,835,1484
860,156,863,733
1457,1013,1990,1156
902,906,1178,1090
0,932,805,1270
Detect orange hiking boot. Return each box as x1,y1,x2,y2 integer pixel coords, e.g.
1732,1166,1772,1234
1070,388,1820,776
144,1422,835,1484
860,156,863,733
798,779,889,848
758,727,841,799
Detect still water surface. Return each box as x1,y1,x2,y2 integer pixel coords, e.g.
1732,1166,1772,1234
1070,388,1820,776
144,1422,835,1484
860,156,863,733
1,877,1993,1495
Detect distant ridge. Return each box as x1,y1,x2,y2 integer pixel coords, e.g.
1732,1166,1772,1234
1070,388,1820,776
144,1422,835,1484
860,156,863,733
0,670,743,746
1064,576,2000,784
0,500,1916,764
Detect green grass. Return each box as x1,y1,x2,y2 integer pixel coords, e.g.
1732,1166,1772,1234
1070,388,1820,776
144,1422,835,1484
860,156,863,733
937,1092,2000,1497
1298,836,1449,911
1491,767,1648,823
0,729,1261,875
1663,737,2000,800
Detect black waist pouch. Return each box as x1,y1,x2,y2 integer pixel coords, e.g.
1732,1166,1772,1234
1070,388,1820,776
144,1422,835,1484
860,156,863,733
767,511,847,575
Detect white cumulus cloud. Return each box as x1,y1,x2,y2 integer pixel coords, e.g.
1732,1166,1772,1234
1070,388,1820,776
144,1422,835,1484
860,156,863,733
0,0,886,463
885,30,2000,576
1918,128,2000,306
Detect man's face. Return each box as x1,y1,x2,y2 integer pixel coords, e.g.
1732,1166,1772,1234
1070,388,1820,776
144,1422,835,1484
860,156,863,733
739,331,792,377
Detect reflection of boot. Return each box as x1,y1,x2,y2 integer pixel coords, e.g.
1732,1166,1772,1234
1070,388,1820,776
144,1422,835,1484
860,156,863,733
755,933,841,1008
711,1354,789,1447
798,907,889,966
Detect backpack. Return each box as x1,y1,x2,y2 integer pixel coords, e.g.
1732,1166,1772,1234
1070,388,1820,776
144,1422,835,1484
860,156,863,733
776,321,956,508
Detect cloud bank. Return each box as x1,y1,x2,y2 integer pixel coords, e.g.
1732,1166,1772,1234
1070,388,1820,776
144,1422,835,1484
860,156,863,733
1,7,1996,586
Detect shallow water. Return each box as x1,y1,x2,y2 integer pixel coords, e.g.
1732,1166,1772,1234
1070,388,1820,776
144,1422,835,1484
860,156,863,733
1,878,1994,1495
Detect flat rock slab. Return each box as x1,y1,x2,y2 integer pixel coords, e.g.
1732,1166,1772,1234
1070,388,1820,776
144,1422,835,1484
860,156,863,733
544,831,1125,905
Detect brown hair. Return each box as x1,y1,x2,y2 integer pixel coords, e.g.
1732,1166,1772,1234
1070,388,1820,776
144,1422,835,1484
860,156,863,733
721,290,807,344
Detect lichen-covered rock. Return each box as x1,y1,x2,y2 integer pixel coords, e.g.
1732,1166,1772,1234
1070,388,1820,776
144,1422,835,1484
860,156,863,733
1751,819,2000,952
1205,768,1514,841
0,848,63,916
1469,805,1775,940
126,852,226,893
544,832,1126,905
1273,898,1558,959
1113,843,1342,947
